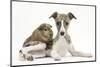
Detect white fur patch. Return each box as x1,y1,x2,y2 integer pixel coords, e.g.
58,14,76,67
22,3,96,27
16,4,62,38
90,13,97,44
21,43,46,54
51,36,68,59
60,21,65,34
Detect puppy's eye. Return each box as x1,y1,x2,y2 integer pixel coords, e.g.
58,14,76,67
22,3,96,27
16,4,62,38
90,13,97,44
66,22,69,25
56,22,61,25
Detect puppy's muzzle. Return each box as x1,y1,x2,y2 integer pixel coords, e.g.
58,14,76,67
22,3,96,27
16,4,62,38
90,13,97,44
60,32,65,36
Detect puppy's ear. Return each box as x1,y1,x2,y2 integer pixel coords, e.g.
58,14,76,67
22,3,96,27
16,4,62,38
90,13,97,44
68,12,77,20
49,12,58,19
50,25,52,28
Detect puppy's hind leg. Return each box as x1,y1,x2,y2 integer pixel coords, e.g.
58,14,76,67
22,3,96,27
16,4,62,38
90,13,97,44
19,42,46,61
67,43,92,58
22,43,46,54
19,49,34,61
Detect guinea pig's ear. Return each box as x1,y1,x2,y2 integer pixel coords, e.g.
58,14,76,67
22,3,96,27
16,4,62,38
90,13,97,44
68,12,77,20
38,26,43,31
49,12,58,19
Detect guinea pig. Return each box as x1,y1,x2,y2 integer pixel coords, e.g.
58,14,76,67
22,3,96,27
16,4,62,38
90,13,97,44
23,23,53,48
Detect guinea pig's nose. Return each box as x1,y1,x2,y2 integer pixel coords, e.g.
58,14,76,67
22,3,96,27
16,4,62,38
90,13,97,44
60,32,64,36
49,33,52,37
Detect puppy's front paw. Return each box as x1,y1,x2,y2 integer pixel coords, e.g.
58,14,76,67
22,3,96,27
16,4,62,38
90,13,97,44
53,56,61,61
51,50,61,61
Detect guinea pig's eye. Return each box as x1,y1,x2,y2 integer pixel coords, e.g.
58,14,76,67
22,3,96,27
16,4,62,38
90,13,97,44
66,22,69,25
44,29,47,31
56,22,61,26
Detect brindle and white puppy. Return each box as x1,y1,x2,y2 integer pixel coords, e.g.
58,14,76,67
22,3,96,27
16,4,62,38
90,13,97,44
49,12,92,60
19,23,53,61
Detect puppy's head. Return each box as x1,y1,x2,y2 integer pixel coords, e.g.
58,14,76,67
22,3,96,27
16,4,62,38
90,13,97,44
49,12,76,36
38,23,53,41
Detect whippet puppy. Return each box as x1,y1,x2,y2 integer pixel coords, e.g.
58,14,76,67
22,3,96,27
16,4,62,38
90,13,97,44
49,12,92,60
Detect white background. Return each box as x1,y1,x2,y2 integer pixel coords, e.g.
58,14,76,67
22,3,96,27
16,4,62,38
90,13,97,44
0,0,100,67
12,1,95,66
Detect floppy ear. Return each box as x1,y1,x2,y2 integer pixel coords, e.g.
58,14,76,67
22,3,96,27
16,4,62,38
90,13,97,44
38,25,44,31
49,12,58,19
68,12,77,20
38,27,42,30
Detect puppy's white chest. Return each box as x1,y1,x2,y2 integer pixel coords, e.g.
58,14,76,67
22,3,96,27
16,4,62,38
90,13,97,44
53,37,68,56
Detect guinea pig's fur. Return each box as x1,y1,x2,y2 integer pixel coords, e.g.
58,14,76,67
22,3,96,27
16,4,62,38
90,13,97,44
23,23,53,49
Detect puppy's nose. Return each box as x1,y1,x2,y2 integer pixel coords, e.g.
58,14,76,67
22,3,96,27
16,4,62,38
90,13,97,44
60,32,64,36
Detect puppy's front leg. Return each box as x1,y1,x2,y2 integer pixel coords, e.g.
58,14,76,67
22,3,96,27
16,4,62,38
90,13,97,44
67,43,92,57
